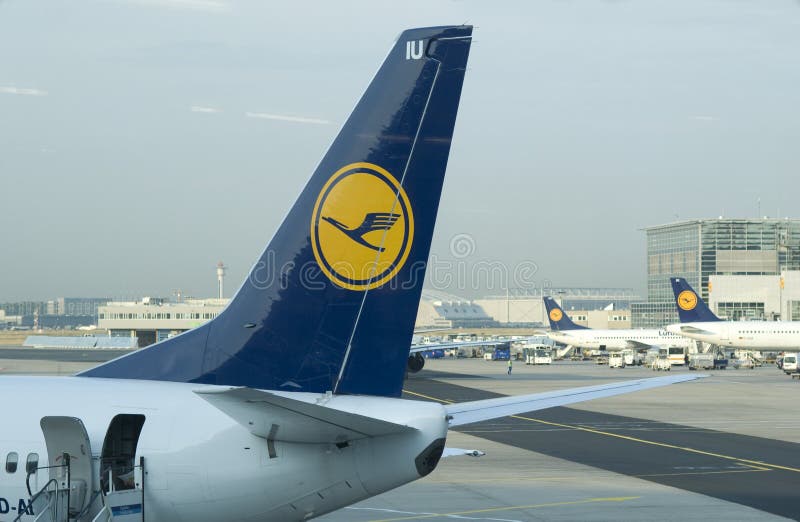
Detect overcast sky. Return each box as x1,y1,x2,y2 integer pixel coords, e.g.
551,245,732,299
1,0,799,302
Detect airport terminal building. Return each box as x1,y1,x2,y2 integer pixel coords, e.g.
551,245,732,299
99,297,229,346
413,289,637,329
708,270,800,321
633,218,800,327
474,287,638,328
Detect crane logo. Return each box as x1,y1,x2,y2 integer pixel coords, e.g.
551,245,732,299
677,290,698,311
311,162,414,291
549,308,563,322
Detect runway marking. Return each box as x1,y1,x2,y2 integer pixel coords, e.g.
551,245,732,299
425,476,578,484
403,389,455,403
351,506,522,521
429,466,769,482
635,468,770,478
511,414,800,474
365,496,640,521
349,506,521,522
461,427,711,434
403,388,800,474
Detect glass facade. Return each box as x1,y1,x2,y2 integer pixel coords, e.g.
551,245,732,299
630,302,677,329
646,222,701,303
716,302,765,321
700,219,800,298
634,219,800,328
790,301,800,322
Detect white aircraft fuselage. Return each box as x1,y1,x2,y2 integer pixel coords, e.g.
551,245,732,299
666,321,800,350
547,328,694,351
0,377,446,521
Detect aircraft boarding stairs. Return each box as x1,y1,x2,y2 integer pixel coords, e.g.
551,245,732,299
16,417,146,522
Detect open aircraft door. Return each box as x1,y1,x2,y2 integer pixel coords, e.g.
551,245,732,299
40,416,95,519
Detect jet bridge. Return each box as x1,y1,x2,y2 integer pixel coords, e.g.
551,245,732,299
19,416,146,522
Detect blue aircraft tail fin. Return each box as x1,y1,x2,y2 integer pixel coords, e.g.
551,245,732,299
670,278,721,322
543,297,588,331
81,26,473,398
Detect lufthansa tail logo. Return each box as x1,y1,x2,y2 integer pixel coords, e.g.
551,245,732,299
677,290,698,311
322,212,401,252
311,163,414,291
549,309,563,322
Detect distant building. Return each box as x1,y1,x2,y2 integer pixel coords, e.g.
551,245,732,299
32,315,96,329
46,297,110,318
99,297,229,346
415,300,495,329
474,288,639,328
0,310,22,328
632,218,800,327
0,301,48,317
414,290,495,328
0,298,110,329
707,270,800,321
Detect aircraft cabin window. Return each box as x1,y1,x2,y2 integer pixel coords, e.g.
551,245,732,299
6,452,18,473
26,453,39,474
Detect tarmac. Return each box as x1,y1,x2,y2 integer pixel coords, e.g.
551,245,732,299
321,359,798,521
0,346,131,375
3,350,797,520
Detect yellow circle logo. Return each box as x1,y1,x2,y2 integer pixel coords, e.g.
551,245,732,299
677,290,698,311
311,162,414,291
549,309,563,322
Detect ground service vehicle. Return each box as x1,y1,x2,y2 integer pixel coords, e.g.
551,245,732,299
668,346,687,365
783,353,798,374
653,354,672,371
532,348,552,365
609,352,625,368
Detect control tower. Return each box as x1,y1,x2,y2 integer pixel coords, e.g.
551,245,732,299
216,261,227,299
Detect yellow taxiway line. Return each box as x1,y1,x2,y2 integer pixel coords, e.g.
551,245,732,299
368,496,640,521
402,388,800,474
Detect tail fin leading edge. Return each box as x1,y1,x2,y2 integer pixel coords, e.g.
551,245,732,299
81,26,474,398
670,278,720,323
543,297,588,331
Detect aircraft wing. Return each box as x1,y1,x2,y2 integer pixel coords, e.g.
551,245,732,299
624,339,657,350
413,327,451,334
675,325,716,336
442,448,485,458
445,374,706,427
409,340,505,353
409,337,536,354
196,387,415,443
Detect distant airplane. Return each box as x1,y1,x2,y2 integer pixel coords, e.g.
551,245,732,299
666,277,800,349
543,296,694,353
76,325,98,331
0,26,703,522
